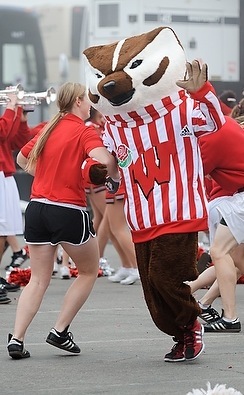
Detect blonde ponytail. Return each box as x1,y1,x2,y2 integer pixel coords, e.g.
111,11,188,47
25,82,86,173
25,113,62,172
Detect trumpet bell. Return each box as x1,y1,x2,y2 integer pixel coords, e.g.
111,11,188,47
32,86,57,104
47,87,57,104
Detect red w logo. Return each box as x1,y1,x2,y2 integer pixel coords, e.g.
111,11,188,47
132,142,172,198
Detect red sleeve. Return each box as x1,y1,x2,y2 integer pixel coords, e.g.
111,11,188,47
82,125,105,155
199,116,241,175
0,109,16,142
8,107,33,150
29,122,47,138
190,81,226,137
21,132,41,158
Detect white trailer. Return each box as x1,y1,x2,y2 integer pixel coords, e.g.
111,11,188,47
0,0,242,93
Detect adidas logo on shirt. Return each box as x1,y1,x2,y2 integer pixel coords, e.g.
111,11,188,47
180,125,193,136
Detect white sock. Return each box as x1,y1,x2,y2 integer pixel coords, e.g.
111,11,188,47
198,301,210,309
223,316,239,323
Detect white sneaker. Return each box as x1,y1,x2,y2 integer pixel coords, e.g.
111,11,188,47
108,267,131,282
120,269,140,285
60,266,71,279
99,257,115,276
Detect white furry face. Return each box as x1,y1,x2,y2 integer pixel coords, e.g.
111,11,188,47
83,27,187,116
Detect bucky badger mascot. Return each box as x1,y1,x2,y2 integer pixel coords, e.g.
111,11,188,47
83,27,225,362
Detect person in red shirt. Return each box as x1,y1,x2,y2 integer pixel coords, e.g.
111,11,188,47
0,91,23,303
188,115,244,332
1,107,31,272
0,92,19,257
7,82,120,359
84,108,113,273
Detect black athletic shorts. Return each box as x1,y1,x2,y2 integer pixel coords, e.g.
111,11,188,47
24,201,95,245
220,217,227,226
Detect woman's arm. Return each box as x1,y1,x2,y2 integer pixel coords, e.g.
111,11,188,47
16,151,35,176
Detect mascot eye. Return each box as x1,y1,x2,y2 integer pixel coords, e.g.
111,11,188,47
95,73,102,78
130,59,143,69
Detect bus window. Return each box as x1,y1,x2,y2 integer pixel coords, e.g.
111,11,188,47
0,6,47,106
99,4,119,27
3,43,38,91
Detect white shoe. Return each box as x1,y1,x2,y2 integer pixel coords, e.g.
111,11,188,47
108,267,131,282
60,266,71,279
120,269,140,285
99,257,115,276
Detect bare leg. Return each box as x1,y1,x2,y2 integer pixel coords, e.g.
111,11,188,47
11,244,56,341
188,265,217,293
230,244,244,275
61,249,70,267
0,235,6,263
190,248,242,307
97,212,110,257
54,237,99,331
6,235,22,253
106,200,137,269
98,208,128,265
198,279,220,306
89,189,106,232
210,224,238,320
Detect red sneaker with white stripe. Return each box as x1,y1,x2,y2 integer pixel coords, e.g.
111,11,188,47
184,319,204,360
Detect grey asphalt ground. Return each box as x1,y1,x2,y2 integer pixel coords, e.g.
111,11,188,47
0,236,244,395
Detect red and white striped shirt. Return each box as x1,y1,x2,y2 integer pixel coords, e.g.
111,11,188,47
103,82,225,243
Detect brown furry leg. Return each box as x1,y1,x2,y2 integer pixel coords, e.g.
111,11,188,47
135,233,201,341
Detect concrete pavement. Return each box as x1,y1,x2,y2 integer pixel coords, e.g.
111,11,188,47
0,238,244,395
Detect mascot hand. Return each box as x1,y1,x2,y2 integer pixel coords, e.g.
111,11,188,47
176,60,208,93
105,176,121,194
90,164,108,185
81,158,108,185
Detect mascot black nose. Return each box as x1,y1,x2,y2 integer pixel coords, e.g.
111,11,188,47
103,80,116,93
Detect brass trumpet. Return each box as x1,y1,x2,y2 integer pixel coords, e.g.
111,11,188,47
0,86,56,106
22,87,57,105
0,83,25,103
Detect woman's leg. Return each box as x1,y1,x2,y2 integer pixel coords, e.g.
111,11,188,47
210,224,238,320
11,244,56,341
188,265,217,293
98,208,127,265
89,189,106,232
96,211,110,258
106,200,137,269
54,237,99,331
0,235,6,263
198,267,241,307
59,249,72,279
6,235,21,252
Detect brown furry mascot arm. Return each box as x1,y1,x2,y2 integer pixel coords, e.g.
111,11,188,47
81,157,108,185
81,158,120,193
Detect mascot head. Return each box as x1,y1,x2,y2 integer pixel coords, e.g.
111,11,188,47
83,26,186,117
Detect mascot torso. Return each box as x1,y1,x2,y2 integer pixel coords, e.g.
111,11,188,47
83,27,223,242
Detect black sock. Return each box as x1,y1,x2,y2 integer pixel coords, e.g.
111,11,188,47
56,325,69,336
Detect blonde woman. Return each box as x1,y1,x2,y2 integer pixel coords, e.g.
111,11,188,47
7,82,119,359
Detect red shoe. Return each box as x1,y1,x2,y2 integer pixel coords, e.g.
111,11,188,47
184,319,204,360
164,337,185,362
